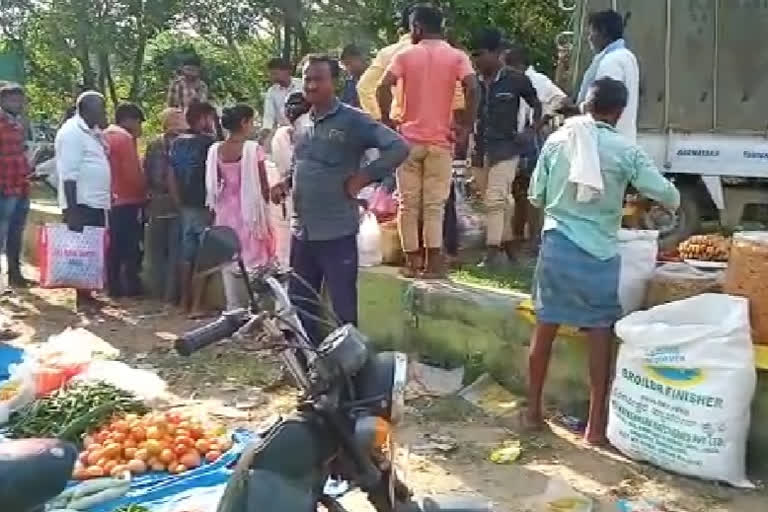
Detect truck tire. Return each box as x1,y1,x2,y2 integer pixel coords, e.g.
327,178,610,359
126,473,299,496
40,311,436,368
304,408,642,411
655,186,701,250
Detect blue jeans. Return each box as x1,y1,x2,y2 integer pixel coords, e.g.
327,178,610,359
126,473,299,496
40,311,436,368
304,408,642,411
7,196,28,274
0,194,20,260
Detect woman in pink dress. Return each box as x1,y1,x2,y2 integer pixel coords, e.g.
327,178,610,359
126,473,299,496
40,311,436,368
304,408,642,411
205,104,274,310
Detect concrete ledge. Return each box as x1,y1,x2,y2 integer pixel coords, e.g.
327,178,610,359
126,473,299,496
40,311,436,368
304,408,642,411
357,267,768,476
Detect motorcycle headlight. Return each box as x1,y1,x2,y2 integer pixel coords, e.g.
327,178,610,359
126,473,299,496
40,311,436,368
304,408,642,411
352,351,408,425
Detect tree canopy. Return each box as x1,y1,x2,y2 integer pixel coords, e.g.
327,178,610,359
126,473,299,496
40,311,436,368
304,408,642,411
0,0,568,125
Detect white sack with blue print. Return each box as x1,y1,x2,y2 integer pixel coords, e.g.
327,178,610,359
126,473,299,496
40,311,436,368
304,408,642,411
608,293,756,487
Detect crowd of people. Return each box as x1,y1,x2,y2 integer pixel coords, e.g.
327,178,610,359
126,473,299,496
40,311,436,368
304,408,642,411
0,4,681,443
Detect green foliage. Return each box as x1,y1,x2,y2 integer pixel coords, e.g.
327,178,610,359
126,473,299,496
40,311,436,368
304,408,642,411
0,0,569,131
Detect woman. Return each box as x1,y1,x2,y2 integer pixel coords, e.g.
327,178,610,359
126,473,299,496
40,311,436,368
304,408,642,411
144,108,188,303
206,104,274,310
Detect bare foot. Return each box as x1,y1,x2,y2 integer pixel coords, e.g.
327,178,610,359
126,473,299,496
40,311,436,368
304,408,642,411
584,432,610,447
511,409,546,433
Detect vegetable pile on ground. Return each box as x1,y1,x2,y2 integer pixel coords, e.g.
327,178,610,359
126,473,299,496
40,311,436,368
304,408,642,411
678,234,731,262
73,411,231,480
6,381,147,442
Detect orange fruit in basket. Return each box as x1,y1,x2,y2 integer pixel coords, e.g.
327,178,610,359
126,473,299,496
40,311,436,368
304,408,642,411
205,450,221,463
145,439,162,455
175,435,194,447
170,463,187,474
194,439,210,454
146,426,163,440
86,465,105,478
134,448,150,462
87,450,104,466
174,444,189,457
123,447,137,460
159,448,176,464
112,420,130,433
103,460,118,474
131,426,146,442
104,443,122,459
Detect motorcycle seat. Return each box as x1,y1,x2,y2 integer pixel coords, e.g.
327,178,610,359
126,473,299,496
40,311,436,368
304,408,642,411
0,438,77,512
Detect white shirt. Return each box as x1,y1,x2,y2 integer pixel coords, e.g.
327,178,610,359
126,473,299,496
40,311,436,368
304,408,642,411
518,66,568,132
594,48,639,141
55,115,111,210
262,78,304,132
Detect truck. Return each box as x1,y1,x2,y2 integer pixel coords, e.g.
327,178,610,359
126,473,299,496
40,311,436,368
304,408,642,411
561,0,768,248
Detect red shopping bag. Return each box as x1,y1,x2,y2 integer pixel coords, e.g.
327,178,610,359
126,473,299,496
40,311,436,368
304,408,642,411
38,223,108,290
369,186,398,223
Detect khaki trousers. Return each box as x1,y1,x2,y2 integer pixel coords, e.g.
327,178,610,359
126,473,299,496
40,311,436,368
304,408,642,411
397,144,453,253
472,157,520,246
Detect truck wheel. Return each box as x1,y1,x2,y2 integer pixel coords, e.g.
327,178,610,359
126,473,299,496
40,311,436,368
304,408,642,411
644,186,701,250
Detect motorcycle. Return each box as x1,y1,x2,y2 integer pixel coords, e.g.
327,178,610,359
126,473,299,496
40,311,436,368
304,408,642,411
176,226,492,512
0,438,78,512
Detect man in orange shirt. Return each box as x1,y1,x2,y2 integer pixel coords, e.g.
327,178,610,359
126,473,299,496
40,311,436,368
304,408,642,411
104,103,146,297
377,5,478,278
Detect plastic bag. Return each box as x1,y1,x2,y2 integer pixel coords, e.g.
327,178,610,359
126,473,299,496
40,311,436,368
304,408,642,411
368,186,398,223
358,211,382,267
38,223,107,290
609,294,756,487
617,229,658,315
0,366,36,424
72,360,168,405
644,262,723,308
454,178,485,251
520,477,593,511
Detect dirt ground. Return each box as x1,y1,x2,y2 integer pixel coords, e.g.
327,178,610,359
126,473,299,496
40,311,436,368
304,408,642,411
2,282,767,512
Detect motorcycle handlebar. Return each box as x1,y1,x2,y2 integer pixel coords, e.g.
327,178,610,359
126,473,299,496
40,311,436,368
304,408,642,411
175,309,251,356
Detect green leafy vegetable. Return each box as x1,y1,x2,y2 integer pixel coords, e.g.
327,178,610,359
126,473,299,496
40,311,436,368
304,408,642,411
7,381,147,443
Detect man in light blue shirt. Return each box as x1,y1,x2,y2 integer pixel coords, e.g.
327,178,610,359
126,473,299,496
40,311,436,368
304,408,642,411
525,77,679,445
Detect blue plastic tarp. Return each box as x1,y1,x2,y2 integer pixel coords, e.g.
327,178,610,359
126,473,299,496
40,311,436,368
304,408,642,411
0,343,23,382
86,428,258,512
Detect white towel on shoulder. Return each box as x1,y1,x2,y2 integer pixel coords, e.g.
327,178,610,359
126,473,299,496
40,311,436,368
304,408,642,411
565,115,603,203
205,140,270,238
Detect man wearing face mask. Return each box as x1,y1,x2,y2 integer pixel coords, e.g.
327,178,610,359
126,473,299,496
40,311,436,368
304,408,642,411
576,9,639,141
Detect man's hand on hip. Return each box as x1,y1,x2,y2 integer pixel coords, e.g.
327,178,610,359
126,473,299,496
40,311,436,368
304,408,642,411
344,172,370,200
66,206,84,233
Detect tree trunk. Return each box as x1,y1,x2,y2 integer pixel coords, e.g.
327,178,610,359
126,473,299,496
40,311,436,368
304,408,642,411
100,52,119,108
129,17,148,101
282,21,292,63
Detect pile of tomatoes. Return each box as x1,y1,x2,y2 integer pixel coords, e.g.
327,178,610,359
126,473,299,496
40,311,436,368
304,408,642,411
72,411,231,480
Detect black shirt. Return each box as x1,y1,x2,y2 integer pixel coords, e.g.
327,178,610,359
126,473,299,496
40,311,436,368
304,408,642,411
169,132,215,208
474,67,539,166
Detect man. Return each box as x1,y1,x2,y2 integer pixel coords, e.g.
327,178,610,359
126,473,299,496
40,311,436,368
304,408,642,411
0,84,31,288
340,44,367,108
526,78,679,444
505,44,568,255
56,91,110,310
167,55,209,111
168,101,217,317
104,103,146,298
260,58,303,142
576,9,638,141
271,55,408,344
270,92,311,266
470,29,542,268
377,5,478,278
358,4,466,122
144,108,188,302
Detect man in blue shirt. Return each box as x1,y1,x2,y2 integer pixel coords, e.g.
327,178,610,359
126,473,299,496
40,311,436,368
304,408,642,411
525,78,679,445
271,55,409,343
340,45,367,108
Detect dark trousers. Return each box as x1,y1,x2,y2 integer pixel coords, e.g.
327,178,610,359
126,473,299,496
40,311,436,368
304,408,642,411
107,204,143,296
289,234,358,345
443,180,458,257
7,196,29,275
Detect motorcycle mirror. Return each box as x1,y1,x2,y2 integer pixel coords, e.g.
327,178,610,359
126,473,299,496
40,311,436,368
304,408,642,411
195,226,242,275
